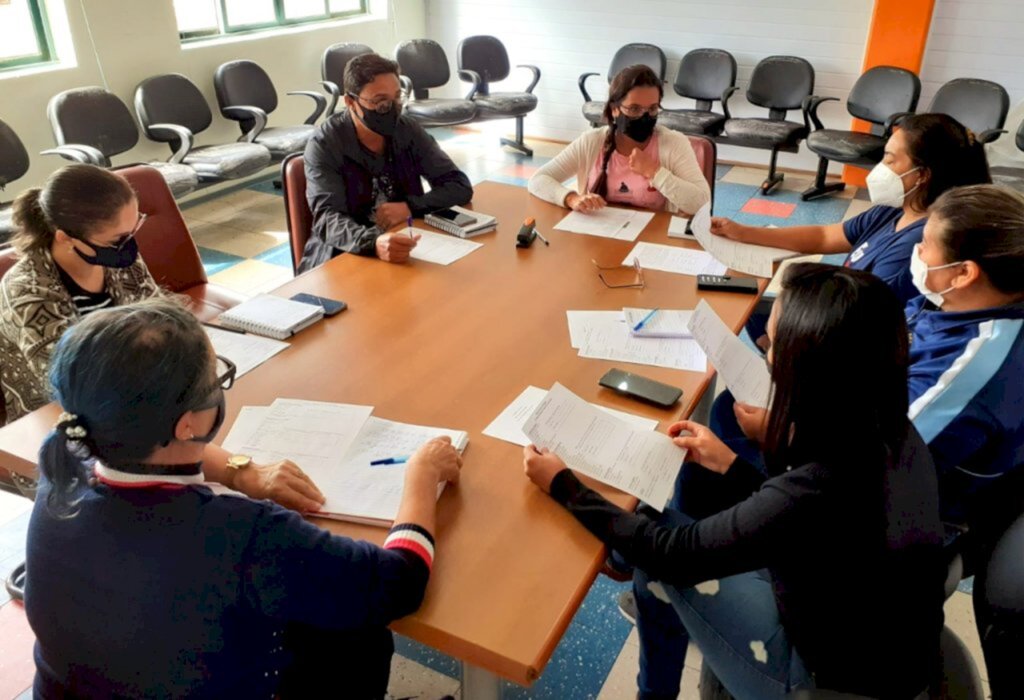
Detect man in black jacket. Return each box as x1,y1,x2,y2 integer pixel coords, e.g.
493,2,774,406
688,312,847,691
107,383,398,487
299,53,473,273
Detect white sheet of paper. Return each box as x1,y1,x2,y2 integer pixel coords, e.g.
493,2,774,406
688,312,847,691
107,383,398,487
566,310,626,349
409,228,483,265
689,202,799,278
765,254,825,297
576,319,706,371
667,216,693,239
622,241,727,277
687,300,772,408
522,383,685,509
554,207,655,241
483,385,659,446
623,308,694,338
204,326,289,378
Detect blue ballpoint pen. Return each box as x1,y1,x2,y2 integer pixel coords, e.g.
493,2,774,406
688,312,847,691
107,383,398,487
632,308,660,332
370,456,410,466
407,216,414,239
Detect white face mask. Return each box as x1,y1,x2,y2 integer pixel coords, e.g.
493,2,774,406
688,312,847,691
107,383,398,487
910,244,961,307
866,163,921,208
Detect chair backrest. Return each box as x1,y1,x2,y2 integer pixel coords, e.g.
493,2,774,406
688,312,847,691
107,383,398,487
47,87,140,158
396,39,452,97
134,73,214,145
458,35,511,85
847,65,921,126
281,153,311,275
673,48,737,109
117,165,207,292
746,55,815,117
608,43,666,82
687,134,717,208
929,78,1010,136
0,247,18,425
0,119,30,191
321,42,373,87
214,60,279,118
980,507,1024,698
1016,118,1024,152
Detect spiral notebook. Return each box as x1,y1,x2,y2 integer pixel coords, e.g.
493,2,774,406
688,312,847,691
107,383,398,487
424,206,497,238
217,295,324,340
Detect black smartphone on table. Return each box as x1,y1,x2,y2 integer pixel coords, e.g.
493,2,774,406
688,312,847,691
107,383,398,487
599,368,682,408
433,208,477,227
290,293,347,316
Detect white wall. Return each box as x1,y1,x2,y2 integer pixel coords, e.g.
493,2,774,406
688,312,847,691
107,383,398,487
426,0,874,172
2,0,427,190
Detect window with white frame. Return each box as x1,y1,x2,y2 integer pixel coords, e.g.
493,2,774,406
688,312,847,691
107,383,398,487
172,0,367,41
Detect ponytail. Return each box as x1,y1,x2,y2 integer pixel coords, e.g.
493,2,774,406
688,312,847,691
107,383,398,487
38,425,89,519
11,188,53,254
590,125,617,198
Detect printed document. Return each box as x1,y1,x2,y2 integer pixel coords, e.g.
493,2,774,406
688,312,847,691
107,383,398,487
204,326,289,378
410,228,483,265
623,308,694,338
554,207,655,241
687,300,772,408
689,202,799,278
568,310,705,371
621,241,727,277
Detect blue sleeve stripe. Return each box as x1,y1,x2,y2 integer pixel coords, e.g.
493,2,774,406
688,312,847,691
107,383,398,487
909,318,1023,443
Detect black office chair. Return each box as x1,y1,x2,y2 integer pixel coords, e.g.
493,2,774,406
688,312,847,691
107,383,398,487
395,39,477,128
800,66,921,201
991,119,1024,193
135,74,273,183
928,78,1009,144
320,42,373,116
46,87,200,198
578,43,667,127
976,509,1024,698
659,49,737,137
717,55,815,195
0,119,30,244
214,60,326,159
457,35,540,156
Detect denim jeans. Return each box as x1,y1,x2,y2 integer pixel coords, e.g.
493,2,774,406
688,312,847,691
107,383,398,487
633,509,814,700
709,389,766,471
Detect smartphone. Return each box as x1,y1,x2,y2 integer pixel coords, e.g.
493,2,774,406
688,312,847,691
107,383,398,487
599,368,682,408
696,275,760,294
433,208,477,227
290,293,347,316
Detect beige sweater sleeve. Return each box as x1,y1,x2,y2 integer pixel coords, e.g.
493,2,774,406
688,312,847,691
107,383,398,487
651,127,712,216
527,129,605,206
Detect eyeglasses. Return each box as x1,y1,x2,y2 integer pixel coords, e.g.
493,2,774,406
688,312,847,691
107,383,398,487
215,355,237,391
593,257,645,289
618,103,661,119
348,93,406,114
79,213,147,251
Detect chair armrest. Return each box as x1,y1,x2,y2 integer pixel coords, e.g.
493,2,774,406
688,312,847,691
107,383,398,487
399,75,413,99
40,144,110,166
802,95,838,131
517,64,541,94
287,90,327,125
320,80,341,116
978,128,1007,145
578,72,601,102
458,69,482,100
721,86,740,120
147,123,195,164
222,105,269,142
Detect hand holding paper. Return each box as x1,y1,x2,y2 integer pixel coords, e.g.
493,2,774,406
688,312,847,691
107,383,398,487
690,203,799,278
687,300,772,408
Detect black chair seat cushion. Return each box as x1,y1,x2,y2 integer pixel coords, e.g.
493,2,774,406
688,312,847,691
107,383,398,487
404,98,477,127
719,118,808,149
146,162,199,198
991,166,1024,194
184,143,273,181
582,101,605,125
659,109,727,136
254,126,316,156
806,129,886,166
472,92,538,119
0,205,13,244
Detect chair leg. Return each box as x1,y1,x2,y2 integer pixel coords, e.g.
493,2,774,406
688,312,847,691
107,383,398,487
500,116,534,157
760,148,785,195
801,156,846,201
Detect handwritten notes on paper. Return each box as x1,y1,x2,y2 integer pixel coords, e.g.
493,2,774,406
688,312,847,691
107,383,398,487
621,242,727,277
687,300,772,408
204,326,289,378
689,203,799,278
565,311,706,372
554,207,655,241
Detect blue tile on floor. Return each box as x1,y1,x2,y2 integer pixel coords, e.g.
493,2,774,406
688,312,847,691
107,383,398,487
957,576,974,595
715,163,733,181
246,176,282,197
254,242,294,269
393,635,460,679
713,182,759,214
197,246,245,276
782,199,853,226
484,174,529,188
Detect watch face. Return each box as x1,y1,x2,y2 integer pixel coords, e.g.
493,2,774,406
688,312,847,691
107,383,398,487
228,455,252,468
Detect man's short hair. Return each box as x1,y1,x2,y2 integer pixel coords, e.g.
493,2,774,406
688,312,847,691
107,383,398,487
344,53,401,96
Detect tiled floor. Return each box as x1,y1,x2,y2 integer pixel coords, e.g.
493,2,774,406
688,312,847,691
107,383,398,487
0,129,990,699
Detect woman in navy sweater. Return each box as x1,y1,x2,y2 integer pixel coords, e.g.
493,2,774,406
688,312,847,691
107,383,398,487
25,299,462,699
524,265,946,699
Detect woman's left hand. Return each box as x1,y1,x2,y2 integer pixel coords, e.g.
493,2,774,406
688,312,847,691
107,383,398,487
235,460,326,513
667,420,737,475
734,402,769,444
523,445,568,494
628,147,660,180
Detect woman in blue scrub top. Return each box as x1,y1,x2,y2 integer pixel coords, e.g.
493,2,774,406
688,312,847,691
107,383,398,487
712,114,990,306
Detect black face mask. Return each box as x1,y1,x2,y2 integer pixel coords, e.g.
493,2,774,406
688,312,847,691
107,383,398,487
356,104,400,138
74,236,139,269
615,112,658,143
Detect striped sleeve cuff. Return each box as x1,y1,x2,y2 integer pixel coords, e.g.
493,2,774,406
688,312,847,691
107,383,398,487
384,523,435,570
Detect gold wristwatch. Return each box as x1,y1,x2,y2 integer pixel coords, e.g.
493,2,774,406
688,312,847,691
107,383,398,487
225,454,253,489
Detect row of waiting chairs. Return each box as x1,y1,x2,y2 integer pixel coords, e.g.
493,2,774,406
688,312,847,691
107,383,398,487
583,43,1016,199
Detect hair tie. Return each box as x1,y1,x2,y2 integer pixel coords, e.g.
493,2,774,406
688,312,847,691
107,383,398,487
56,411,88,440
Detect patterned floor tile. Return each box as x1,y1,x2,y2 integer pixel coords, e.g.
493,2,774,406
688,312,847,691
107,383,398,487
712,183,760,213
740,198,797,219
254,242,295,270
196,246,245,276
191,220,288,259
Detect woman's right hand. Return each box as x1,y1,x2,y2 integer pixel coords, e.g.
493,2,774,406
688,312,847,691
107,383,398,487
406,436,463,487
709,217,751,242
667,420,737,475
565,192,607,213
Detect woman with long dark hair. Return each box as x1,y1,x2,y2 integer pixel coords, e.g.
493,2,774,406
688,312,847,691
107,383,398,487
26,299,462,698
528,64,711,215
524,265,945,698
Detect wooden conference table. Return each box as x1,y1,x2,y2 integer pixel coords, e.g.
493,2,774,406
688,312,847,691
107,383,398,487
0,181,763,696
